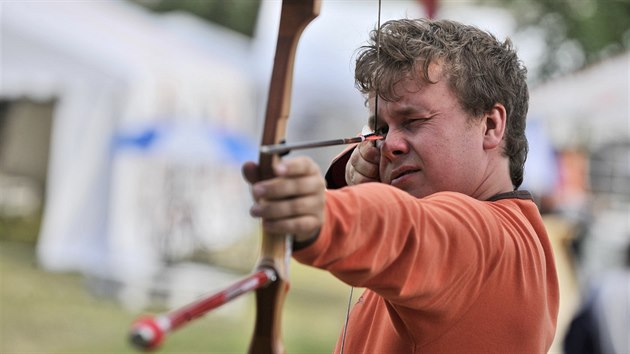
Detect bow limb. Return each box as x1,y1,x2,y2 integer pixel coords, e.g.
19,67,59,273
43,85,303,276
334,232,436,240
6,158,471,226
249,1,321,354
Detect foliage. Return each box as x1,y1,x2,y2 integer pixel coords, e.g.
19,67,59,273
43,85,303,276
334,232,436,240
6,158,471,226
131,0,629,82
481,0,630,83
129,0,261,37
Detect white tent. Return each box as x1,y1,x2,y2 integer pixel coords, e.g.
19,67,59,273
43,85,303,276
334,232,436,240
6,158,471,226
529,52,630,150
1,0,257,286
522,52,630,199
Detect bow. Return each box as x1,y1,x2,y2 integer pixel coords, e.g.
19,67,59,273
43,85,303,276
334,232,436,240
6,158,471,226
128,1,320,352
249,0,320,353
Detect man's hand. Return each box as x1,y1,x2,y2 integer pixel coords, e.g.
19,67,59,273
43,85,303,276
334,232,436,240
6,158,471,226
345,140,381,185
243,157,326,242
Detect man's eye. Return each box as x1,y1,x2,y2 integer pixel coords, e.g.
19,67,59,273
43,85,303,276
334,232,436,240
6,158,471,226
375,126,389,136
402,118,429,131
362,124,388,136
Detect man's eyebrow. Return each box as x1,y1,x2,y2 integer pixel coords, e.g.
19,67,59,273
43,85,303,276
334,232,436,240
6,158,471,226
392,106,423,117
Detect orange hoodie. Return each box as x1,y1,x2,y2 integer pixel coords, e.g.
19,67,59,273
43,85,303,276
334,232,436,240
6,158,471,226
294,183,559,353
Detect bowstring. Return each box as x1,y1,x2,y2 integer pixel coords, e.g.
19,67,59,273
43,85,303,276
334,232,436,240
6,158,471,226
339,286,354,354
373,0,382,137
340,1,381,353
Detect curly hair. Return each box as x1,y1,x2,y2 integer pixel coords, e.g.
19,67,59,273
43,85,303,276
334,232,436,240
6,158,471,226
355,19,529,189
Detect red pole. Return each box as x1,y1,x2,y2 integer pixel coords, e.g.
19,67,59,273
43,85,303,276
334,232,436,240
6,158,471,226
418,0,438,18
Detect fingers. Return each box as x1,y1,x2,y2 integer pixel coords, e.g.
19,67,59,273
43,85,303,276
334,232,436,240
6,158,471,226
251,164,323,201
357,140,380,164
272,156,321,179
245,156,325,241
242,157,320,185
242,161,261,184
251,193,324,238
345,141,381,185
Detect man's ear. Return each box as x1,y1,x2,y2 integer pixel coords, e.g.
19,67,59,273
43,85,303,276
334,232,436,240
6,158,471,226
483,103,507,150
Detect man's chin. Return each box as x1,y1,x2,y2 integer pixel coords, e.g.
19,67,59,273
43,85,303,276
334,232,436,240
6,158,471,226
404,185,435,199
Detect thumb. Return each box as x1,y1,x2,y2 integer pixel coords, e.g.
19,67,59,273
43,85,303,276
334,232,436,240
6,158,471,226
242,161,261,184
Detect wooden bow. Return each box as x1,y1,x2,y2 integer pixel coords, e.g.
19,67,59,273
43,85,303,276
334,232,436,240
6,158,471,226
250,1,320,353
128,2,320,352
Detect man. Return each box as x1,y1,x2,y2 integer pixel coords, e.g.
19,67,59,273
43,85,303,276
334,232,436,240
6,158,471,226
244,19,559,353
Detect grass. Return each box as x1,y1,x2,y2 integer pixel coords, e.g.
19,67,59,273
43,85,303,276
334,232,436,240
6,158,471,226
0,234,354,353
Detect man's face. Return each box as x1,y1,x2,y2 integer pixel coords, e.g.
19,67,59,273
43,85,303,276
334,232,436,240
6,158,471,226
373,64,487,198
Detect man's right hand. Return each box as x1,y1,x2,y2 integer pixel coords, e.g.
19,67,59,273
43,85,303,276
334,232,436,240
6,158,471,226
243,157,326,243
345,140,381,185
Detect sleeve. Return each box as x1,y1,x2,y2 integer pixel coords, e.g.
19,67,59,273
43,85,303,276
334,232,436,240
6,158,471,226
293,184,513,311
324,145,355,189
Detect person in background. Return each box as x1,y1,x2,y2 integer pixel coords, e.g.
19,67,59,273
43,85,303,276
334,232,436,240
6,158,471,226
244,18,559,353
564,240,630,354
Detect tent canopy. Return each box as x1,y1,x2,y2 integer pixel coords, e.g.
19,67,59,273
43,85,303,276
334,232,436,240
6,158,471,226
1,0,257,280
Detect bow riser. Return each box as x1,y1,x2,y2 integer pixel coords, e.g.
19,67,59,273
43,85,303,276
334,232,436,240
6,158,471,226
251,1,321,353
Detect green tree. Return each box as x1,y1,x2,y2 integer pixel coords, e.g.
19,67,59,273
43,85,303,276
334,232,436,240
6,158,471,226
483,0,630,83
130,0,261,37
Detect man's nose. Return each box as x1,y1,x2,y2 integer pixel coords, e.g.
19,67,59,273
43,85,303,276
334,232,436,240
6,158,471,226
380,129,408,159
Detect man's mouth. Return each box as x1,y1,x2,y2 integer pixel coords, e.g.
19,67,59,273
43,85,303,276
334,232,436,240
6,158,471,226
390,168,421,185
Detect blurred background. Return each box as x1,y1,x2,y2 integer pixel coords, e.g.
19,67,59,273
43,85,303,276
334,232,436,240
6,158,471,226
0,0,628,353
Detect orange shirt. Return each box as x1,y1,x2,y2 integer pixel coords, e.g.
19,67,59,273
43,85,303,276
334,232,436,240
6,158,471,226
294,183,559,353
